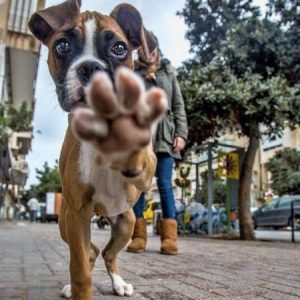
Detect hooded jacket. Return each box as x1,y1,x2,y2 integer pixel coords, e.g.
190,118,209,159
134,58,188,159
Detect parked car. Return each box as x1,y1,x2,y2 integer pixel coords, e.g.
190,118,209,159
252,195,300,230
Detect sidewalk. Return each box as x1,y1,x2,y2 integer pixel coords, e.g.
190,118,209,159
0,222,300,300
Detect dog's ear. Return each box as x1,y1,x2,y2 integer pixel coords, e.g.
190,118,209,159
110,4,158,59
28,0,81,44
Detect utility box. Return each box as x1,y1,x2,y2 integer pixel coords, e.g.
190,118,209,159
46,192,62,222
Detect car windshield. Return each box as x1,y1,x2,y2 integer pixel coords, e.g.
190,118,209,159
261,199,278,211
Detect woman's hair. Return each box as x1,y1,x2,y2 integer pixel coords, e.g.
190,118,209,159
149,32,163,57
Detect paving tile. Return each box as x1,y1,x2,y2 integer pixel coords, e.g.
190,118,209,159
0,222,300,300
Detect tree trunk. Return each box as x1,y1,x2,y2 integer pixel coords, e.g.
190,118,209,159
238,134,259,240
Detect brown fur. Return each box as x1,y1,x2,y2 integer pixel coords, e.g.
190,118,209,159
29,1,161,299
59,121,156,299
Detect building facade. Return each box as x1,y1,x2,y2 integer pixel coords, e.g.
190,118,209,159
0,0,44,219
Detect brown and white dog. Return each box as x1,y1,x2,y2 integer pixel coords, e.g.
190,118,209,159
28,1,167,299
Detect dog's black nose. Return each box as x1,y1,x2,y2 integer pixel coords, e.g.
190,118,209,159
77,61,105,85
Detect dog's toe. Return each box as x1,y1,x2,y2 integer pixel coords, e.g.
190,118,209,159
113,282,134,297
124,283,134,296
61,284,72,299
114,284,125,297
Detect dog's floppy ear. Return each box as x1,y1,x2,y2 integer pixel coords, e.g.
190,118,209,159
110,4,158,59
28,0,81,44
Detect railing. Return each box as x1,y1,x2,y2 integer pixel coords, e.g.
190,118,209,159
7,0,37,35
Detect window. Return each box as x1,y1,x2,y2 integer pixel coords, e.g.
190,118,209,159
261,200,278,212
278,197,292,208
7,0,37,34
262,135,283,151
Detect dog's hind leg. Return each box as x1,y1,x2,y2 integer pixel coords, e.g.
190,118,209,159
103,209,136,297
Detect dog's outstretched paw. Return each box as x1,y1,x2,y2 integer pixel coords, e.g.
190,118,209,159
111,273,134,297
71,67,167,163
61,284,72,299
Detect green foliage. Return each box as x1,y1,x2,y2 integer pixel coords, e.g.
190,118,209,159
267,0,300,84
266,148,300,196
178,0,260,65
178,1,300,146
221,18,287,79
0,102,32,146
179,59,294,144
24,161,61,202
0,104,9,144
7,102,32,132
178,0,300,152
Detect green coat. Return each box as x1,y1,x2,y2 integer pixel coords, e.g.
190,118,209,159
135,59,188,159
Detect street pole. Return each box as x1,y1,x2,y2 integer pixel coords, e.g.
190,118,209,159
195,163,200,202
226,179,231,232
291,201,295,243
207,144,213,235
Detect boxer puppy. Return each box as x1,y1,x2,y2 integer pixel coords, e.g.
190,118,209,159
28,1,167,299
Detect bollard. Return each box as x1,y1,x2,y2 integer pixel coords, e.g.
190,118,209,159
291,201,295,243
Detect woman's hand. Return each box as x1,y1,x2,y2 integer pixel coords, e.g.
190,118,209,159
173,136,186,152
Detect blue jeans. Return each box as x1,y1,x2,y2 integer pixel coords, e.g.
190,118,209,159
30,210,37,223
134,153,176,219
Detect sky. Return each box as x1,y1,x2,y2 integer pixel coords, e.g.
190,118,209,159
26,0,266,187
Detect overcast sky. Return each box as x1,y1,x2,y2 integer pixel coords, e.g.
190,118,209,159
26,0,266,187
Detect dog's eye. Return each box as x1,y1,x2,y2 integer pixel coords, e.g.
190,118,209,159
110,42,128,59
55,39,70,55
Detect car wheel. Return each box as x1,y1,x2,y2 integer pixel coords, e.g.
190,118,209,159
252,217,257,230
273,226,280,230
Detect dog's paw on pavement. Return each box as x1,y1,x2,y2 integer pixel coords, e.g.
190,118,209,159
110,273,134,297
71,67,167,159
61,284,72,299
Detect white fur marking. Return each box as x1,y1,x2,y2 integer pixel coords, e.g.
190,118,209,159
79,143,131,217
110,272,134,297
61,284,72,299
84,18,97,56
65,18,107,107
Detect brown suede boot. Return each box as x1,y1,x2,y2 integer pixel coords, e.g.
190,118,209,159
160,219,178,255
127,218,147,253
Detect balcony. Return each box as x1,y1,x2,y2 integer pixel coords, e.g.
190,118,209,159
9,131,33,156
9,158,28,186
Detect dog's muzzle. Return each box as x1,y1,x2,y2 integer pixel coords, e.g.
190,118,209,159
77,61,107,86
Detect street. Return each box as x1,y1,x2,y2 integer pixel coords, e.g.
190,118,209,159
255,229,300,243
0,222,300,300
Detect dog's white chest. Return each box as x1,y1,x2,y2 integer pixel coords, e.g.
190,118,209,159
79,143,130,217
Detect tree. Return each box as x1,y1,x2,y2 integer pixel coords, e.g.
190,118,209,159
0,102,32,146
178,0,300,240
267,0,300,84
24,161,61,202
178,0,260,65
266,148,300,196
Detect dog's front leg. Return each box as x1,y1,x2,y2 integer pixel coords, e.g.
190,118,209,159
65,204,94,300
103,209,136,296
